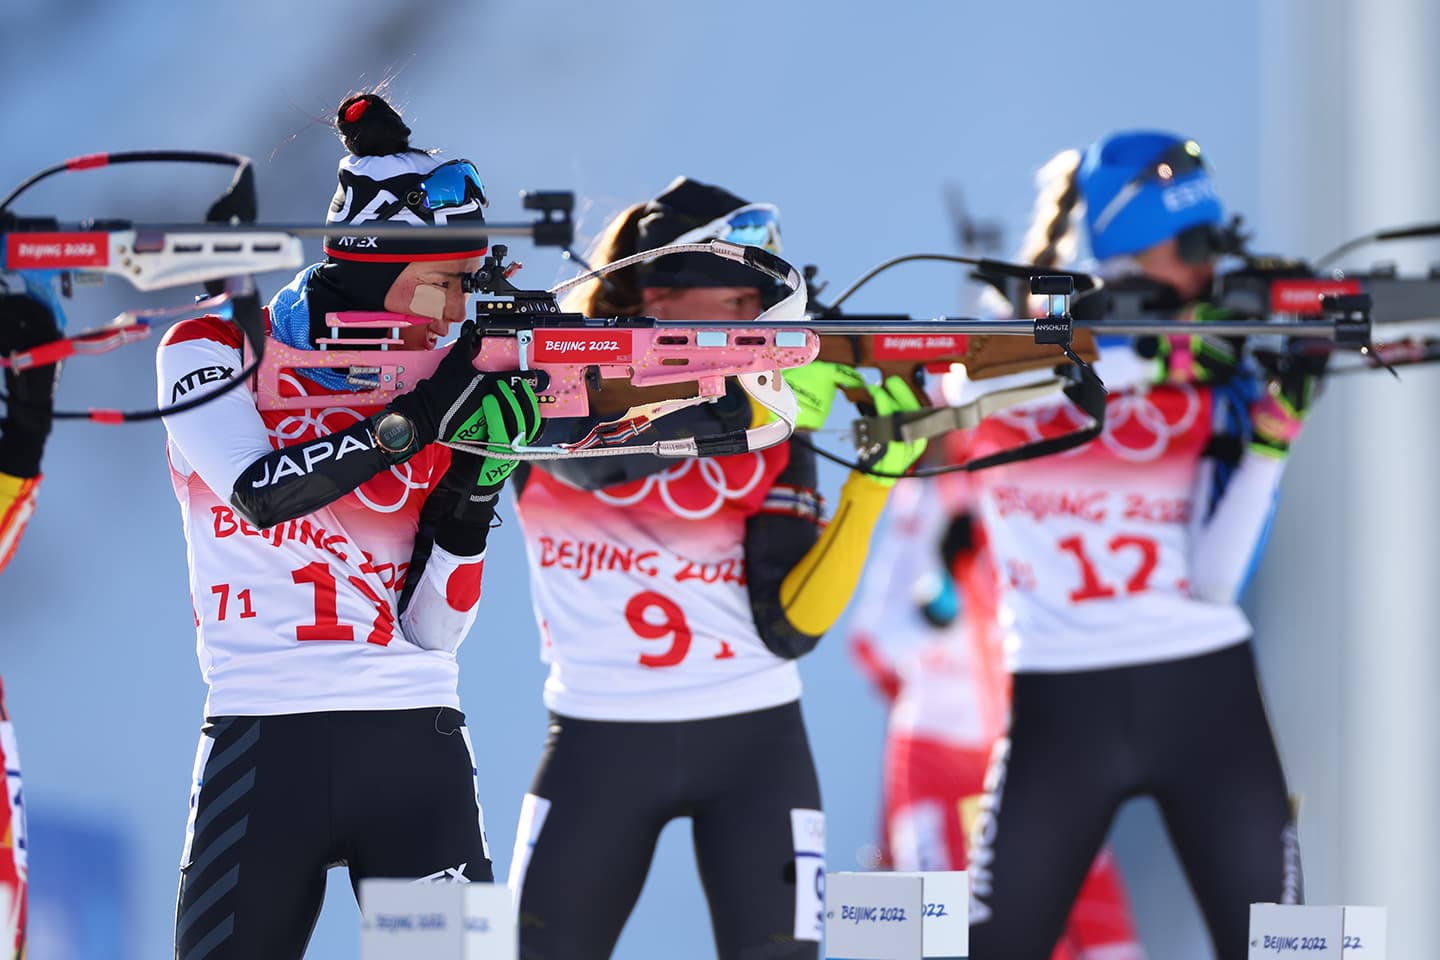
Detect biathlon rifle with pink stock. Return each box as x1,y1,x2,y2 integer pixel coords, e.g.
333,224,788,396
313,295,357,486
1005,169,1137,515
2,151,1406,474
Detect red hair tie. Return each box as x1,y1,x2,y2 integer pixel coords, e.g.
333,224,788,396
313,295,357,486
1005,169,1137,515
343,98,370,123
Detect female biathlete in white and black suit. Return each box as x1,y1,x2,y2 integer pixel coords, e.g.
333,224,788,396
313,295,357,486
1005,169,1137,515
157,93,540,960
957,131,1317,959
504,178,927,960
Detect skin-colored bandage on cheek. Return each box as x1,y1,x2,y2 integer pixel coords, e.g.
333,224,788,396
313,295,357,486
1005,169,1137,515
409,283,447,320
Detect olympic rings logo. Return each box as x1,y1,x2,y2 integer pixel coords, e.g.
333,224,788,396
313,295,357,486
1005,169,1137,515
593,453,768,520
1101,387,1201,462
267,372,424,514
992,385,1203,463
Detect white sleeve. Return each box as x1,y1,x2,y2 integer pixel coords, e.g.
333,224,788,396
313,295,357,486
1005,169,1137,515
156,334,274,495
399,544,487,654
1189,448,1287,603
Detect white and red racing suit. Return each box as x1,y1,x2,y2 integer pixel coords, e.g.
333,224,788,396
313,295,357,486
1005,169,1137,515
157,315,488,716
157,314,502,959
0,678,25,960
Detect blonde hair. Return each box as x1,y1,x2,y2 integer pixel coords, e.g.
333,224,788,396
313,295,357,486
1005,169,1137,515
973,148,1088,317
1016,148,1085,269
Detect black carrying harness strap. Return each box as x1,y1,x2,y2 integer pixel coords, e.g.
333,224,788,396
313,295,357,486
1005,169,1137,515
957,358,1107,472
810,353,1107,479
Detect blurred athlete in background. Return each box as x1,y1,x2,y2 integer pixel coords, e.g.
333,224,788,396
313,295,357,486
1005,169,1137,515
849,470,1144,959
958,131,1316,959
0,291,61,958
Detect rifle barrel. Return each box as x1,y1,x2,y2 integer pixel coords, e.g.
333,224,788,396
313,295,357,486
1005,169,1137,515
3,222,530,239
672,317,1361,340
1080,320,1351,338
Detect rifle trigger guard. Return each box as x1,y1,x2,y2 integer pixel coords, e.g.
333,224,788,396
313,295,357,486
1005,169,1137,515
516,329,532,372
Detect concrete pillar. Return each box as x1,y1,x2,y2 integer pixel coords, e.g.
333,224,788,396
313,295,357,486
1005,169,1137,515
1255,2,1440,955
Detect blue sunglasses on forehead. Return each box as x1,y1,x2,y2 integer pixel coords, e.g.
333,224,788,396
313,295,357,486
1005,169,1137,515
667,203,783,254
407,159,489,212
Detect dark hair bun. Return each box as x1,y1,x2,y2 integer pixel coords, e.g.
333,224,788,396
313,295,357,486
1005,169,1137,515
335,93,412,157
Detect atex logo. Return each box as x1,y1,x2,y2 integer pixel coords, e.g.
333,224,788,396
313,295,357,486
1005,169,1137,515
172,365,233,402
330,235,380,249
413,863,471,883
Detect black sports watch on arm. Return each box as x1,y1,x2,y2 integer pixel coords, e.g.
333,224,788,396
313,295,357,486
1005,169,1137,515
371,410,419,464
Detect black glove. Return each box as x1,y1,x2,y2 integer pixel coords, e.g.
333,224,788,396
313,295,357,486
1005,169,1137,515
425,453,500,557
0,294,61,478
1256,343,1330,407
440,373,543,491
373,322,542,460
1138,303,1245,387
854,375,928,485
1250,345,1329,457
408,376,543,565
380,320,488,454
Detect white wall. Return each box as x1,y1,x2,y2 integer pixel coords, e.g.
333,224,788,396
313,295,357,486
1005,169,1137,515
1254,1,1440,956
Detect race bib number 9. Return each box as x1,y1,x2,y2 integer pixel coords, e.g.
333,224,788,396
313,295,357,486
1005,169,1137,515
791,808,826,942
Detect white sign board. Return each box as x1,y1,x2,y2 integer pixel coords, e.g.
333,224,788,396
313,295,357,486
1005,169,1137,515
361,879,515,960
0,887,13,960
1249,903,1387,959
893,871,968,958
825,872,924,960
1339,906,1387,958
461,883,516,958
826,871,968,959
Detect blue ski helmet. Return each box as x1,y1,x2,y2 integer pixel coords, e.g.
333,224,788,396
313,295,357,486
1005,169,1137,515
1079,131,1223,261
